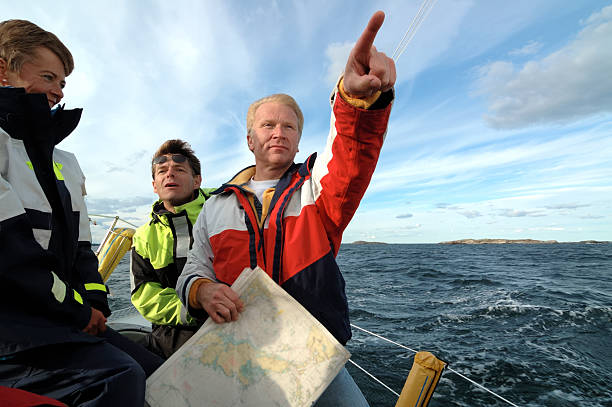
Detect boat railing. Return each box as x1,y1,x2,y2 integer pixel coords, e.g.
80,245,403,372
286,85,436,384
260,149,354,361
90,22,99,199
349,323,521,407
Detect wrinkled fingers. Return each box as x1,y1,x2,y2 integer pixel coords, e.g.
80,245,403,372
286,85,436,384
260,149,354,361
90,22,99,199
369,51,395,92
218,300,240,322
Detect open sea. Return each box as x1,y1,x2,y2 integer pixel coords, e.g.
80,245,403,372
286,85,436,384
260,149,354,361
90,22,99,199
106,243,612,407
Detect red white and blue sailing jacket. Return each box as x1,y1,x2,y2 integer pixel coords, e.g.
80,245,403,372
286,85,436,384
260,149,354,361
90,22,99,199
177,87,393,345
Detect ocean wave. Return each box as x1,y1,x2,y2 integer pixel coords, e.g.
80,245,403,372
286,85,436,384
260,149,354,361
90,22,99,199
106,243,611,406
449,277,500,287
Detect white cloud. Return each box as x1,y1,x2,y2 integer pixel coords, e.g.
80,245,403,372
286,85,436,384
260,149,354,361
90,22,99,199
580,214,604,219
544,203,589,210
370,116,612,200
458,210,482,218
475,5,612,128
584,3,612,25
527,226,565,232
498,209,545,218
325,42,353,86
3,1,610,243
86,196,154,215
508,40,542,56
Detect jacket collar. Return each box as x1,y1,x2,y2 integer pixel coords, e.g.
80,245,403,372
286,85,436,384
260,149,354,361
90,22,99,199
217,153,316,197
0,86,82,146
150,189,207,225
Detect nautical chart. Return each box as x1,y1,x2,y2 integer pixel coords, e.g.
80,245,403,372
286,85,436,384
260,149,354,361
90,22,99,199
145,267,350,407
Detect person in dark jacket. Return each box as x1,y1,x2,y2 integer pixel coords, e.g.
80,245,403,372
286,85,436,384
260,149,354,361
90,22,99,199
131,139,216,358
0,19,162,406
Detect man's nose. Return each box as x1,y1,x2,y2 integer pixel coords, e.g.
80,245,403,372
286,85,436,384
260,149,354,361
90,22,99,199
272,125,287,138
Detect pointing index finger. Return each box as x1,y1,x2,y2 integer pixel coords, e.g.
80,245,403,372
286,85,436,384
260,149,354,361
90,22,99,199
353,11,385,57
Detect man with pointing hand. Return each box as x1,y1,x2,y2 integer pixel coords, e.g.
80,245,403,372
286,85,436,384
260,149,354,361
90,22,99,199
177,11,395,405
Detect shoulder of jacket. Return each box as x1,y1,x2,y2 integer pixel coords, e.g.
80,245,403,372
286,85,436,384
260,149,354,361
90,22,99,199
133,218,168,249
0,127,9,140
133,224,150,253
201,187,218,198
52,147,76,160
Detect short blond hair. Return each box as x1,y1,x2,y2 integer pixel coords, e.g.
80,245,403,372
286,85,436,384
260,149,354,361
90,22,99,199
0,19,74,76
246,93,304,136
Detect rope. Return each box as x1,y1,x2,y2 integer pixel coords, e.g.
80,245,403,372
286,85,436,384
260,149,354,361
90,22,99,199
391,0,437,61
347,359,400,398
350,323,521,407
351,323,418,354
89,213,138,228
445,367,521,407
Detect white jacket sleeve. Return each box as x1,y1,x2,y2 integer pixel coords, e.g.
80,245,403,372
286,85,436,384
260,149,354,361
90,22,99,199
176,203,218,314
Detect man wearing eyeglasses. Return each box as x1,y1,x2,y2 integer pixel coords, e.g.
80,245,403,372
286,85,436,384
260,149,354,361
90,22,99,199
130,139,216,358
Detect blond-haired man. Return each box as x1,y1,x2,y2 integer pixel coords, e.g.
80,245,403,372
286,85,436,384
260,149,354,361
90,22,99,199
178,11,395,406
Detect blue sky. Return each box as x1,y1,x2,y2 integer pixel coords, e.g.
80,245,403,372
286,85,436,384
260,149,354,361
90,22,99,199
7,1,611,243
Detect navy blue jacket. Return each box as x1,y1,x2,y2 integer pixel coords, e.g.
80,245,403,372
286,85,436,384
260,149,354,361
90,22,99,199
0,87,107,356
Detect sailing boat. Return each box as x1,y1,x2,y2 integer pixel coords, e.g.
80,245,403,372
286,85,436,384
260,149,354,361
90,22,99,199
94,215,519,407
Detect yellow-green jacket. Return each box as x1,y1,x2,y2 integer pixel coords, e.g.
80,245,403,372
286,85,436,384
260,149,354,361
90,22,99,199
130,188,214,358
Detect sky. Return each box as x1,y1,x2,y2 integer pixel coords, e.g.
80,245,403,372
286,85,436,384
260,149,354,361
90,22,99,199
6,1,611,243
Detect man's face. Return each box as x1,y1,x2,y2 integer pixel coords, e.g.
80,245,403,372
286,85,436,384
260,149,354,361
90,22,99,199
152,155,202,210
3,46,66,108
247,102,300,175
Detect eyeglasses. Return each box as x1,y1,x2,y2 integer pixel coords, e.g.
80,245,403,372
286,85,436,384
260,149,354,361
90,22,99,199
152,154,188,165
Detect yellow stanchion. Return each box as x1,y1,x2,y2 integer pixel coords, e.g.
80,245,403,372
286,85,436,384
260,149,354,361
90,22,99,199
395,351,446,407
97,227,135,282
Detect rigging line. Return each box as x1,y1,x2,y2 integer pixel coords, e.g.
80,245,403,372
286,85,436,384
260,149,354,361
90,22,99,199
347,359,400,398
445,367,521,407
391,0,431,59
393,0,436,60
89,213,138,228
392,0,437,62
350,323,521,407
351,323,418,354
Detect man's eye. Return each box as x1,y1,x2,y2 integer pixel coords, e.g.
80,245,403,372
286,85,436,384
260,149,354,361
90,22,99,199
42,74,53,81
263,123,273,128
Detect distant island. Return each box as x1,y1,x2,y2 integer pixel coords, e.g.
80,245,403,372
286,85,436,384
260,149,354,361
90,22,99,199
343,239,610,245
439,239,610,245
440,239,558,245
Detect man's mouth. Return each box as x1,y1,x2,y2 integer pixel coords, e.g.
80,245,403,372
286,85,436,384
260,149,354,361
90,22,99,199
165,182,179,188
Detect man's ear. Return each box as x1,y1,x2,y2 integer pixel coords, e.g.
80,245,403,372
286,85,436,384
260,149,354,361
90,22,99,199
152,179,158,194
193,174,202,190
246,133,254,152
